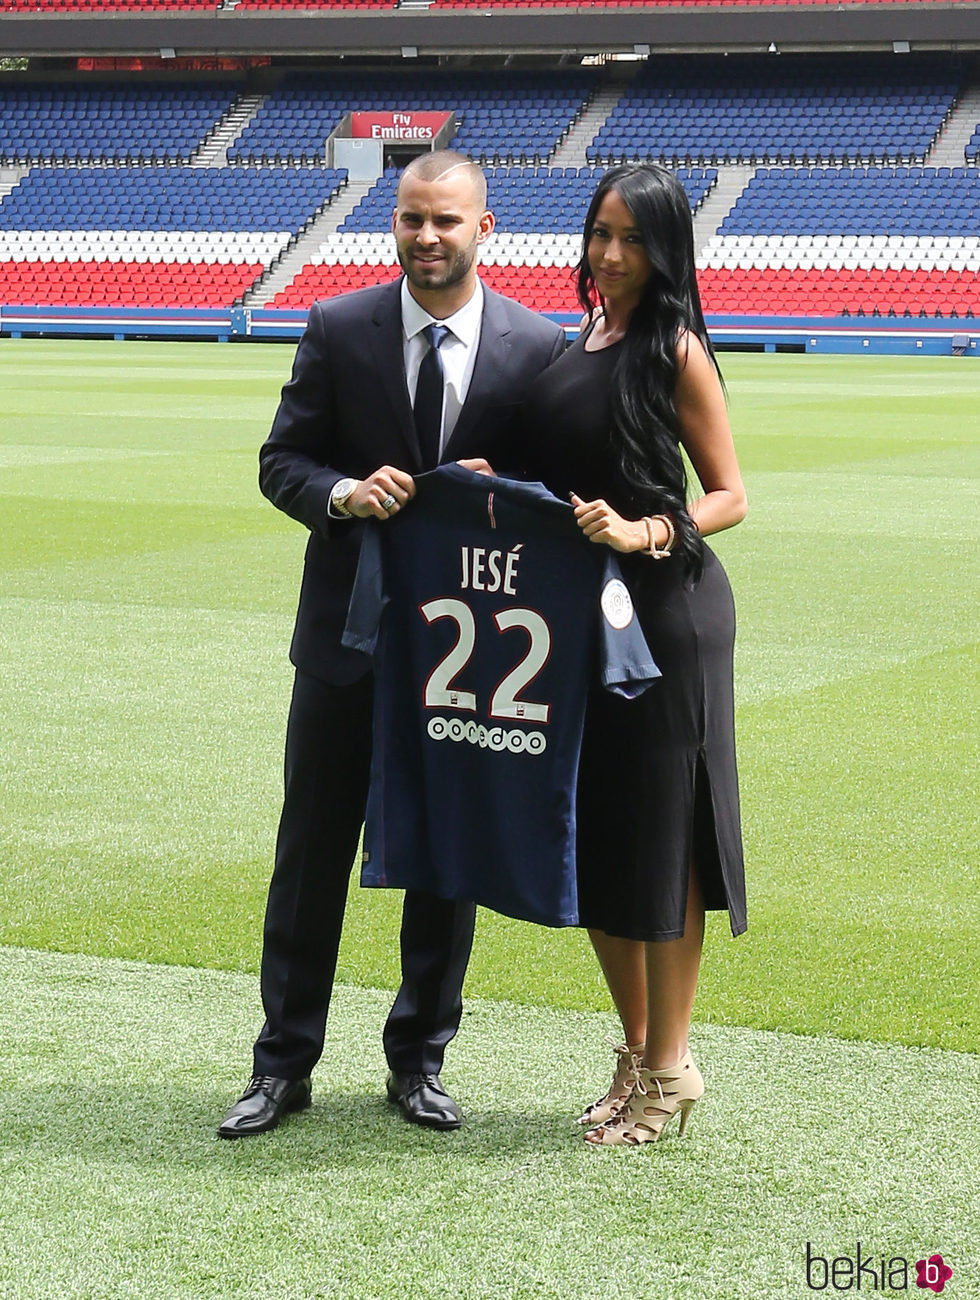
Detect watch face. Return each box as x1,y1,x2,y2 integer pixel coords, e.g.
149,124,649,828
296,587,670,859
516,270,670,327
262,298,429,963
334,477,356,500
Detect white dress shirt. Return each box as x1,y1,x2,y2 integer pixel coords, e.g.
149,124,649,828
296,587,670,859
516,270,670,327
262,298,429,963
401,276,484,458
328,280,486,519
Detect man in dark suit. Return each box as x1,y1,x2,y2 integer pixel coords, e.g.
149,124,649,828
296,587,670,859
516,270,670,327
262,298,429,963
218,150,565,1137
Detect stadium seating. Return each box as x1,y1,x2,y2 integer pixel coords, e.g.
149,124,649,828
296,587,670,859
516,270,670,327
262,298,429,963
445,0,965,5
270,259,580,313
717,167,978,237
10,0,936,6
340,165,716,234
234,1,393,7
0,166,345,307
967,121,980,164
1,1,216,8
269,162,979,316
0,0,968,9
0,260,267,306
228,70,596,166
0,1,397,6
0,165,344,230
589,57,957,165
271,166,716,310
1,67,977,318
437,0,963,6
700,167,980,315
0,82,237,164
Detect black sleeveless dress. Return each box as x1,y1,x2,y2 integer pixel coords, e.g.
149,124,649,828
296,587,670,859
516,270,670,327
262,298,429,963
521,330,747,941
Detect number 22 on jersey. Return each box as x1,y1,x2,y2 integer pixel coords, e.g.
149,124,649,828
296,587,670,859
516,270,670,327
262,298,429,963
420,598,552,724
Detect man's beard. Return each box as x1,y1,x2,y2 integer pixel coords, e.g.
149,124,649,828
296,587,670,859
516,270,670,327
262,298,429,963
398,241,477,293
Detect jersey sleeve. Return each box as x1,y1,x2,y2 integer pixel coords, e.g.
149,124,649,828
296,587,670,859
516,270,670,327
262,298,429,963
341,523,387,657
596,553,661,699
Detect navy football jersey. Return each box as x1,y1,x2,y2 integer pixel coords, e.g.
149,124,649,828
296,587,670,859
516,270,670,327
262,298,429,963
342,463,659,927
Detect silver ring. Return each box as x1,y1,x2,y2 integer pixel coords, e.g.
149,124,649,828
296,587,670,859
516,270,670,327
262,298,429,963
381,494,397,512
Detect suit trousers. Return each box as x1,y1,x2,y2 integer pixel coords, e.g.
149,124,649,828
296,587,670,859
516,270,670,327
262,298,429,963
253,669,477,1081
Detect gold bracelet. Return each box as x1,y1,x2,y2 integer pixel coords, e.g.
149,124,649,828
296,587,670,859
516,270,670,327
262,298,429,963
659,514,676,553
646,514,674,559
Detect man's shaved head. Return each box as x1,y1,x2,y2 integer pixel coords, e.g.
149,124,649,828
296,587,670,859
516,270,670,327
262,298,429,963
392,148,495,314
397,150,487,209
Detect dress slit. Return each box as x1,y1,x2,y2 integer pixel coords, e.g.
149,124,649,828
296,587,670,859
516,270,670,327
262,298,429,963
691,750,728,916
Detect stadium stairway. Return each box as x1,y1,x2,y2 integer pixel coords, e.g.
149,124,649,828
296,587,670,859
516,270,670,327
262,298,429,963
549,65,641,170
244,177,376,306
926,84,980,167
190,93,268,169
0,166,28,205
692,164,756,257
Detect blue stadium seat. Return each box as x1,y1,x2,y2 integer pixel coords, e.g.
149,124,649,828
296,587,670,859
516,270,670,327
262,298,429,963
337,167,718,235
227,69,596,166
0,82,236,163
0,167,347,232
718,167,980,238
586,55,956,166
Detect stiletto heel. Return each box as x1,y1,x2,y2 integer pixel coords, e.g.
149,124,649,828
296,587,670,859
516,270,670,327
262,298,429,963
576,1040,644,1126
584,1050,704,1146
677,1099,696,1137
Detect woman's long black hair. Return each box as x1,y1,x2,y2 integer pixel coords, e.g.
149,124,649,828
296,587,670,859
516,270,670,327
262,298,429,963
576,164,722,579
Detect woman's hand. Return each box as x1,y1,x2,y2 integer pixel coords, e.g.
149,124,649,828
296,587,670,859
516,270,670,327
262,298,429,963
571,493,648,553
455,457,496,477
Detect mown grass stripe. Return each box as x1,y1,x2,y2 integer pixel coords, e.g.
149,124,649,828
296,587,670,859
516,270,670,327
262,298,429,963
1,947,976,1300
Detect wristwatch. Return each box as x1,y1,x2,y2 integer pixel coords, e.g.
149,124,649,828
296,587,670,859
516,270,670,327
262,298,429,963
330,477,358,517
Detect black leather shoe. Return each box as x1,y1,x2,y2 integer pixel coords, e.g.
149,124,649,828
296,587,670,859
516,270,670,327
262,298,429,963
386,1071,462,1130
217,1075,312,1139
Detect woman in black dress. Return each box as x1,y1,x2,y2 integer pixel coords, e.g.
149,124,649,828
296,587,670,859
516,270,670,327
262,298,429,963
523,165,747,1145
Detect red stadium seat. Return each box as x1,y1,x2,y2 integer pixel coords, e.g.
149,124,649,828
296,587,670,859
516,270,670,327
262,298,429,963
697,266,979,318
0,260,268,307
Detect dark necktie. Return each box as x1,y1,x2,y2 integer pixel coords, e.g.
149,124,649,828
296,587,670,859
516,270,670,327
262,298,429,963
413,323,450,470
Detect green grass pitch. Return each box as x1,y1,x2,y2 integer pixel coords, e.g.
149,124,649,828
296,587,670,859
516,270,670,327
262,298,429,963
1,338,977,1299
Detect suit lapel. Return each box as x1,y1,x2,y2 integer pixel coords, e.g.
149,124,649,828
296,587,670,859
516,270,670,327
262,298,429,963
369,278,424,471
443,285,512,460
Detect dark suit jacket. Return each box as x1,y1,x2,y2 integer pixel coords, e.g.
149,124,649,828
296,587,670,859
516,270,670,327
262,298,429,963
259,276,567,685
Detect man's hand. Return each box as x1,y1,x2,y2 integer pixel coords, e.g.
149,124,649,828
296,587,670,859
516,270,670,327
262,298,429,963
455,457,496,477
347,467,416,520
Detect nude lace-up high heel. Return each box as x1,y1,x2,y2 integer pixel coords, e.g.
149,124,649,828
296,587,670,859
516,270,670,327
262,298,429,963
584,1049,704,1146
576,1041,644,1126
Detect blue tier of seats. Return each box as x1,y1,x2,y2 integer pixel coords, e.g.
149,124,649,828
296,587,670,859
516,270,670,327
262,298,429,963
340,166,717,233
0,82,237,164
0,166,345,231
227,70,597,165
719,167,979,237
589,57,957,165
